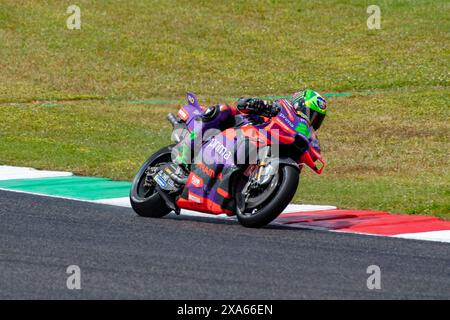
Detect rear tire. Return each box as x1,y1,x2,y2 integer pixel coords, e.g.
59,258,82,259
235,165,299,228
130,145,175,218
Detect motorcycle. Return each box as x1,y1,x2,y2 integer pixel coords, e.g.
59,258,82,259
130,92,325,228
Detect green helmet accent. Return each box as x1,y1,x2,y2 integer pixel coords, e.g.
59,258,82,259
290,89,327,130
302,89,327,114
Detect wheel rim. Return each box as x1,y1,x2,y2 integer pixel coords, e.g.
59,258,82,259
237,169,281,217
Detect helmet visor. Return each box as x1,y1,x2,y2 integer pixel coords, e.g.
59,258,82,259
310,111,325,130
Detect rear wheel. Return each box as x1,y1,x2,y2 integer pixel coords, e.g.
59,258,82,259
235,165,299,228
130,145,175,218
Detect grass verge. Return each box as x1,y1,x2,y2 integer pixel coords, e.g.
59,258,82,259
0,0,448,217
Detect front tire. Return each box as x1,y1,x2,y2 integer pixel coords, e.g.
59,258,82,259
235,165,299,228
130,145,175,218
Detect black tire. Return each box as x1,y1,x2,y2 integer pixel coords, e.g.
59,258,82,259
235,165,299,228
130,145,175,218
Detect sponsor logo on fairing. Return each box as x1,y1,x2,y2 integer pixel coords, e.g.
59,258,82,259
188,192,202,203
278,112,295,128
178,108,189,121
206,137,232,160
189,173,203,187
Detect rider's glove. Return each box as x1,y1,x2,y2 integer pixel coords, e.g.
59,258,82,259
237,97,279,117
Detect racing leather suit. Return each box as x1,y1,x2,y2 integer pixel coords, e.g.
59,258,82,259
202,97,321,152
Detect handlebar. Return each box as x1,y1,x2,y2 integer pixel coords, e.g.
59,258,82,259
167,113,180,128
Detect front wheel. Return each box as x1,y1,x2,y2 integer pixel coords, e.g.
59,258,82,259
235,165,299,228
130,145,175,218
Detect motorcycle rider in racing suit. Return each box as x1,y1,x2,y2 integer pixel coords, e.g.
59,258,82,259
174,89,327,165
202,89,327,151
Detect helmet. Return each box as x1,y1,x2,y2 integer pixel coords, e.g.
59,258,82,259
290,89,327,130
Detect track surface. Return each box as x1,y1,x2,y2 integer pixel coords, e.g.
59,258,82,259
0,190,449,299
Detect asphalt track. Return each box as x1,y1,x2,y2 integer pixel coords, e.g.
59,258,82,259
0,190,449,299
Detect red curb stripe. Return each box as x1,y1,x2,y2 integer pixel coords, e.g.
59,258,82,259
276,209,389,224
277,209,450,236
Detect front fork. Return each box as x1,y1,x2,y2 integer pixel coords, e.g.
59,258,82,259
244,146,278,193
255,146,278,186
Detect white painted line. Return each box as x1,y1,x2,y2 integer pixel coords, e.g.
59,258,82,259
0,166,73,180
93,197,336,214
0,187,102,204
1,186,448,243
94,197,131,207
283,204,337,212
95,197,235,221
1,166,446,244
394,230,450,243
178,209,234,220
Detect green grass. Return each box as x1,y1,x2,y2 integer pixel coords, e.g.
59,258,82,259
0,0,449,218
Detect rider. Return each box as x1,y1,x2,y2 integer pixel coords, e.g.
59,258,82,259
173,89,327,165
202,89,327,151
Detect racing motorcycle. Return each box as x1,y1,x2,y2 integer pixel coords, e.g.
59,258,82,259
130,92,325,228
